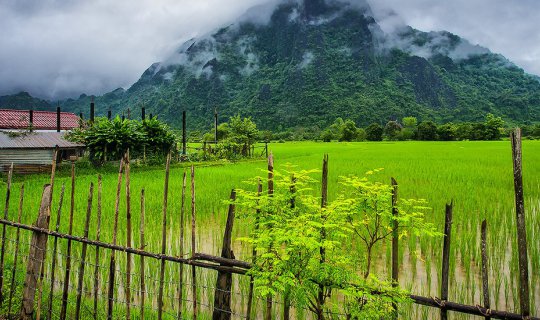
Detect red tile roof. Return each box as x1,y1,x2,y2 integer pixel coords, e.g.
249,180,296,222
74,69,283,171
0,109,79,130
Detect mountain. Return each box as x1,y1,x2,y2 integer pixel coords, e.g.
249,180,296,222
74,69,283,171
0,91,53,111
59,0,540,130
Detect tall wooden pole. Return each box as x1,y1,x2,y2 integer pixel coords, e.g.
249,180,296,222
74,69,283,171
182,111,187,155
191,165,198,319
60,161,76,320
265,154,274,320
157,152,171,320
0,163,13,305
440,202,453,320
125,149,132,320
510,128,530,317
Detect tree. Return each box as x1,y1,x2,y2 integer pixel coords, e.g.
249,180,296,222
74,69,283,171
365,123,383,141
384,121,402,141
484,113,505,140
227,115,259,156
416,121,438,141
437,123,457,141
455,123,473,140
321,129,334,142
340,119,359,142
236,167,439,319
402,117,417,128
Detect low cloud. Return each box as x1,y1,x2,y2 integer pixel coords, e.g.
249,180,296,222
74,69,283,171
0,0,539,100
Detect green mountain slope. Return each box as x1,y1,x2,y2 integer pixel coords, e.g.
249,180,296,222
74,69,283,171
0,91,53,110
58,0,540,130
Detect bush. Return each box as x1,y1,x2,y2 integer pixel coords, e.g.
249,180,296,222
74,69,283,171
366,123,383,141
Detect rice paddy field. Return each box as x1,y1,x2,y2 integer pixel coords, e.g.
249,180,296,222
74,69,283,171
1,140,539,319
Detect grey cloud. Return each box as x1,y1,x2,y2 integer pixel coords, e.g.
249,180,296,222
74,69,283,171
0,0,539,100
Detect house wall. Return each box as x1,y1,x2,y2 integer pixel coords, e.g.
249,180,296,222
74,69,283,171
0,149,54,171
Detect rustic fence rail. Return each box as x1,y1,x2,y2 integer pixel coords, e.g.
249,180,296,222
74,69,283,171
0,128,537,319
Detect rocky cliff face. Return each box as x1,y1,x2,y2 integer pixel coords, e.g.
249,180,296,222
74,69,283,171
59,0,540,130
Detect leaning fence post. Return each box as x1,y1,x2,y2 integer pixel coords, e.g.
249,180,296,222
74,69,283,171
510,128,530,317
20,184,52,319
480,220,491,320
212,189,236,320
440,202,453,320
0,163,13,306
391,177,399,319
157,152,171,320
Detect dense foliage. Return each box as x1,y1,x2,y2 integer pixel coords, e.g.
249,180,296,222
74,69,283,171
67,116,176,164
236,167,439,319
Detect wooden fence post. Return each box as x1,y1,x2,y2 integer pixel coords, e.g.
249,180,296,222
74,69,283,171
139,189,146,320
265,154,274,320
93,176,103,320
316,154,329,320
125,149,132,320
191,165,198,320
0,163,13,305
391,177,399,319
440,202,453,320
7,183,25,316
510,128,530,317
60,160,76,320
157,152,171,320
246,180,262,320
177,172,187,319
212,189,237,320
480,220,491,320
107,156,125,320
75,183,94,319
46,183,66,319
20,184,52,319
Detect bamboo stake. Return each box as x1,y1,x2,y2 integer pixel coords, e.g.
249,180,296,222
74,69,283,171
246,179,262,320
139,189,146,320
284,175,297,320
178,171,187,319
157,152,171,320
75,182,94,319
481,220,490,320
316,155,328,319
60,160,76,320
510,128,530,317
107,156,125,320
93,175,102,320
0,162,13,305
36,147,58,320
125,149,132,320
391,177,399,320
191,165,198,320
265,154,274,320
46,183,65,320
7,183,24,316
440,202,453,320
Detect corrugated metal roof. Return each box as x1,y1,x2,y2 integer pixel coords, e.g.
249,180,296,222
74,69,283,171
0,131,84,149
0,109,79,130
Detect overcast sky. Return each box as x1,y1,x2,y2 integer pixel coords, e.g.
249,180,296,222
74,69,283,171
1,0,539,100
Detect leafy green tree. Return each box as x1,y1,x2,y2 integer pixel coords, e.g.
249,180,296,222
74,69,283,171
216,122,230,140
484,113,505,140
236,167,439,319
140,117,177,156
384,121,402,141
437,123,457,141
356,128,367,141
417,121,438,141
402,117,417,128
365,123,383,141
227,115,259,155
321,129,334,142
340,119,359,142
455,123,473,140
532,124,540,138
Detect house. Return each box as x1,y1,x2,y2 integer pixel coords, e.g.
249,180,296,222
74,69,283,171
0,131,84,173
0,109,79,131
